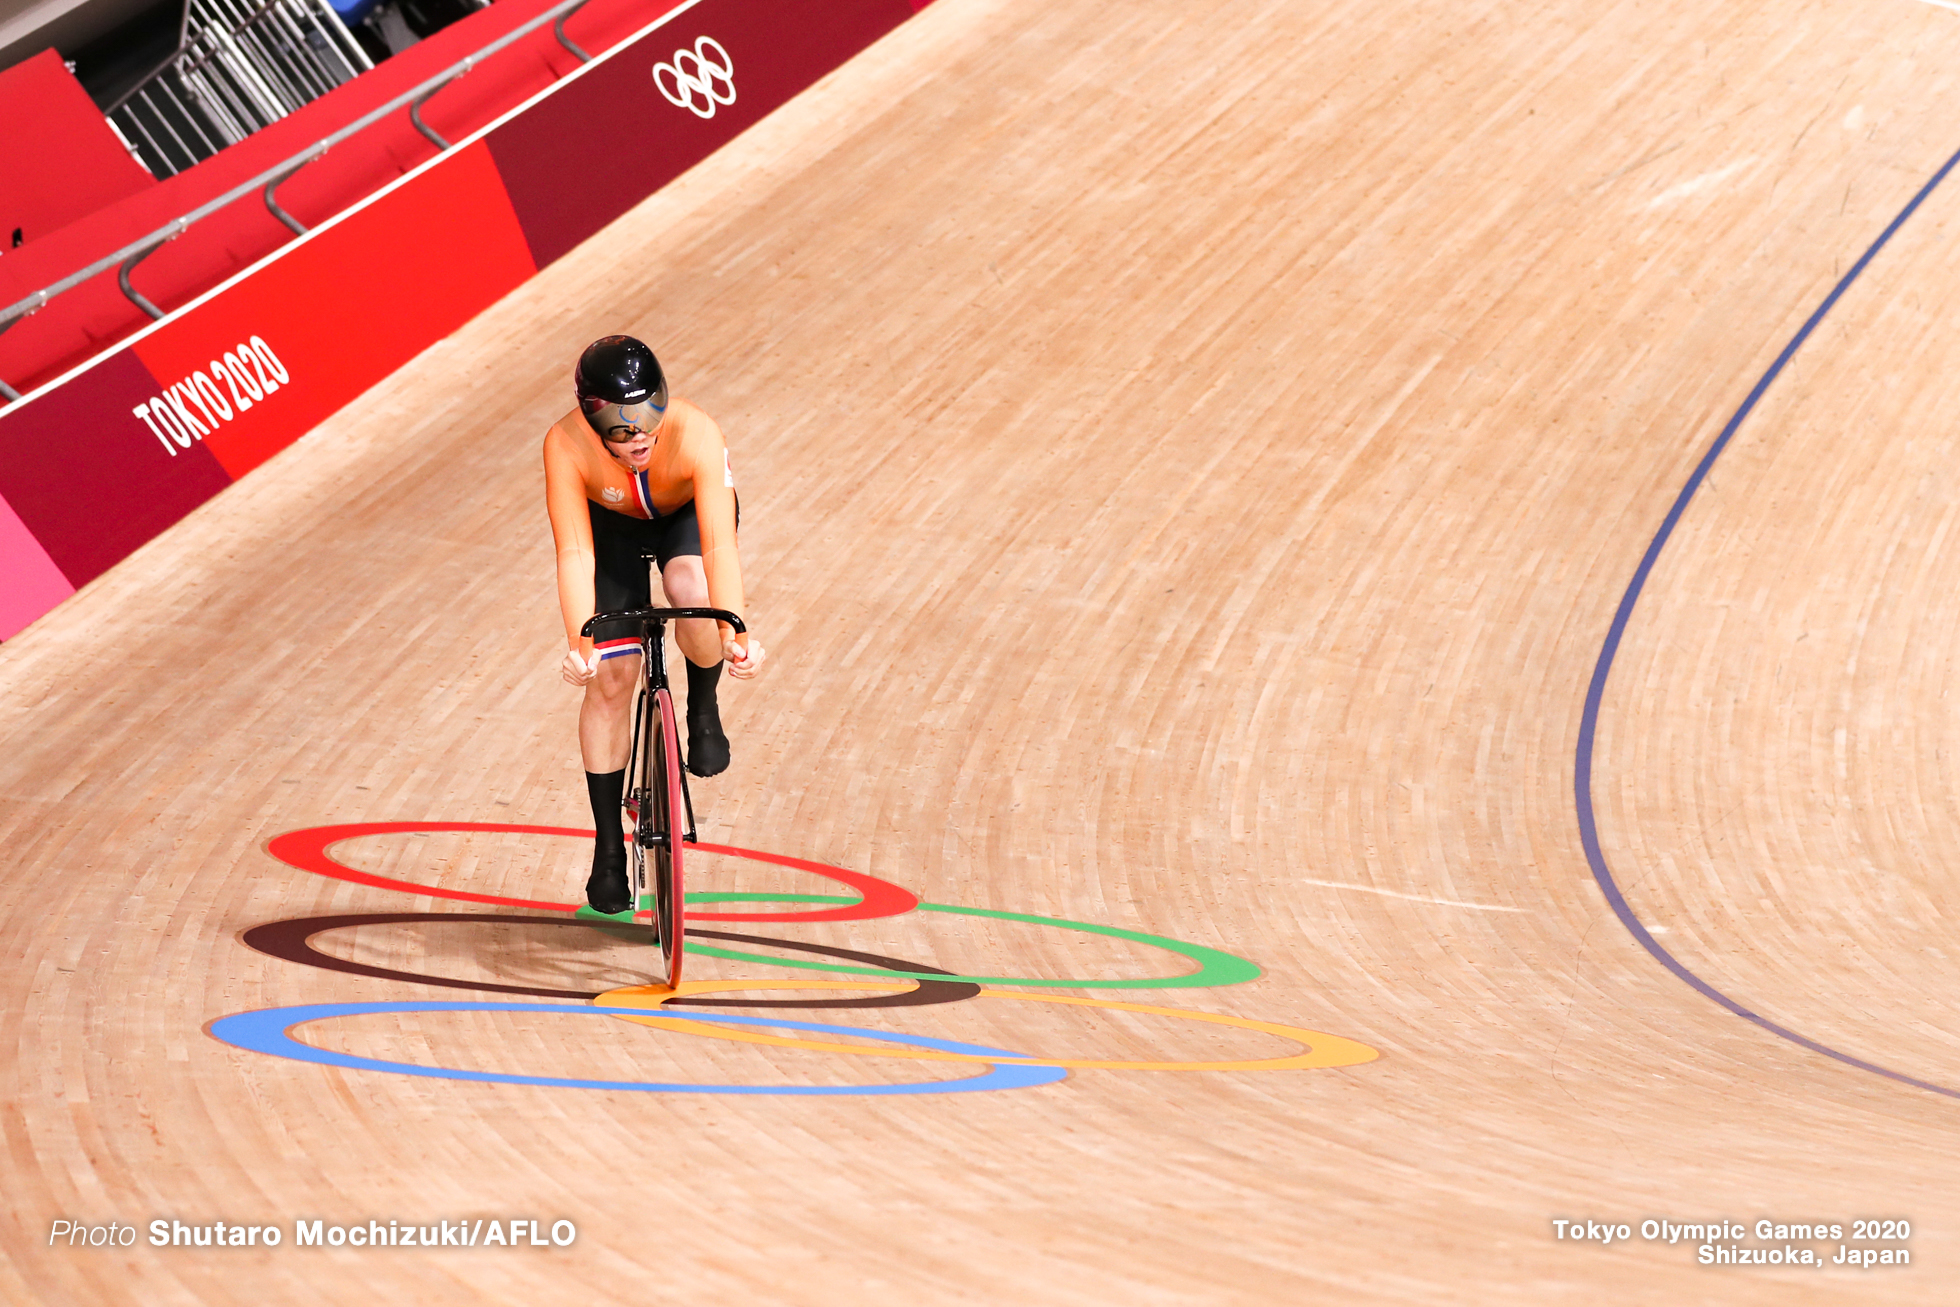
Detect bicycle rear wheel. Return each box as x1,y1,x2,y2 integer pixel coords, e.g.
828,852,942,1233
648,686,686,987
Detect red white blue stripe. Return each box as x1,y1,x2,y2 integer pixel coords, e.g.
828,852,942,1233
595,637,640,662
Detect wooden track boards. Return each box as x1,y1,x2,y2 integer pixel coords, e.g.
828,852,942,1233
5,0,1960,1300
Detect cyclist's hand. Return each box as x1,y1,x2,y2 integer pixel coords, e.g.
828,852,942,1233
724,636,765,680
561,648,600,686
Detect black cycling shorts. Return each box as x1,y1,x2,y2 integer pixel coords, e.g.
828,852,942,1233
591,499,704,612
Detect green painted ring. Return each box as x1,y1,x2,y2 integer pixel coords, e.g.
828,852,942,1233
684,894,1261,990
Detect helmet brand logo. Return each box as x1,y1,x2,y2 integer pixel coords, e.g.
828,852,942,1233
653,37,735,120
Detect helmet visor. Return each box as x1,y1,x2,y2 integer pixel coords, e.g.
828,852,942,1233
588,398,667,444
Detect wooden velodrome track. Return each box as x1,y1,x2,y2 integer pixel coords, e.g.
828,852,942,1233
6,0,1960,1299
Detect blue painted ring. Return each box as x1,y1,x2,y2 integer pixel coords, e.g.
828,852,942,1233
208,1001,1067,1096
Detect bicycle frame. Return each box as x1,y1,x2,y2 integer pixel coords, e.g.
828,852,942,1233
579,602,744,985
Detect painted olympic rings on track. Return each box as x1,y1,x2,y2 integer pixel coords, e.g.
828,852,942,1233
264,824,1260,989
240,912,981,1009
688,894,1260,989
207,1002,1066,1096
226,820,1375,1093
266,823,918,922
674,929,980,1008
598,981,1380,1071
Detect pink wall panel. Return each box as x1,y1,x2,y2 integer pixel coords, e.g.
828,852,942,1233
0,495,74,641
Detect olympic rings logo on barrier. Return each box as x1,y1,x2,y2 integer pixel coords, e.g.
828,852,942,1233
653,36,735,120
213,822,1379,1094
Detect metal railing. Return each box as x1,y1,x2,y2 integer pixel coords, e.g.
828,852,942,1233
108,0,377,179
0,0,596,404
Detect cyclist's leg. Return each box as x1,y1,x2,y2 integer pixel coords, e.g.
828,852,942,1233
655,502,733,778
578,651,640,772
580,649,639,914
659,552,729,777
584,504,654,912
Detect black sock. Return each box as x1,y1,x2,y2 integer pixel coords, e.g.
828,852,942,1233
685,658,730,777
583,769,630,913
685,657,722,720
586,769,626,850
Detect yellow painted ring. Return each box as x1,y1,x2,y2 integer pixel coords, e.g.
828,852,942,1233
595,980,1378,1071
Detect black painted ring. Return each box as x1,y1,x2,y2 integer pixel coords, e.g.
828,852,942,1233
240,913,982,1009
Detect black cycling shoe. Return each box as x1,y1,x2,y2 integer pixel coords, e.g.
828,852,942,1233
585,842,631,915
686,706,730,778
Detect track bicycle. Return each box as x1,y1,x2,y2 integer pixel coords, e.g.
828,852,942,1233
579,600,746,988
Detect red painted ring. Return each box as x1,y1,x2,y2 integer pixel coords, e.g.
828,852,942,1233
264,822,919,923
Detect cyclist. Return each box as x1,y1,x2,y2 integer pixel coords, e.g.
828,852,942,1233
544,335,765,915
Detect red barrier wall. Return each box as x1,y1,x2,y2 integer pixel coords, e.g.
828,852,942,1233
0,0,681,399
0,51,155,249
132,141,537,480
0,0,918,639
491,0,908,266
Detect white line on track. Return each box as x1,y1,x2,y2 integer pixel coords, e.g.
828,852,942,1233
1298,878,1525,912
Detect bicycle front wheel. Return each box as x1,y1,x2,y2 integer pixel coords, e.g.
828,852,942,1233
649,686,686,987
622,687,647,924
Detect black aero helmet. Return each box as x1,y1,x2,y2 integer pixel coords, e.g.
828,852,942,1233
575,335,667,421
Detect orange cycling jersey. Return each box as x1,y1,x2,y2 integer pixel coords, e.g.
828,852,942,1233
543,397,744,656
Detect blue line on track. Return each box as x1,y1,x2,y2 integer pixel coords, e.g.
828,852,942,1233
1573,141,1960,1101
